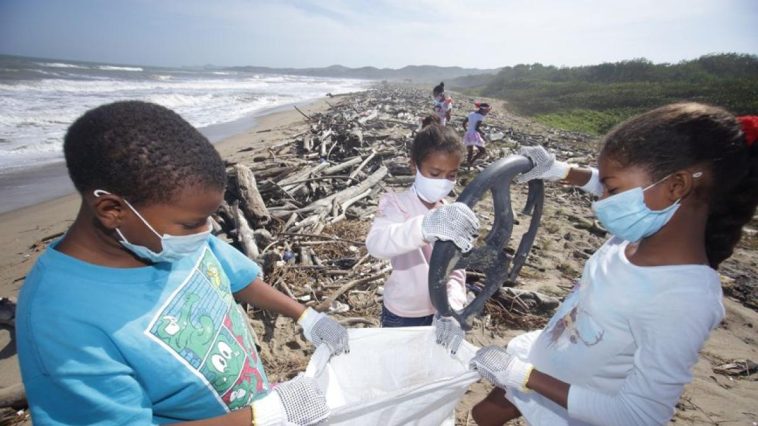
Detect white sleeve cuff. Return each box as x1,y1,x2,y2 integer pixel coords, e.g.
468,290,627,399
579,168,603,197
298,307,324,341
252,391,287,426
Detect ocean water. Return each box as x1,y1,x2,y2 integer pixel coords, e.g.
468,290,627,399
0,55,369,174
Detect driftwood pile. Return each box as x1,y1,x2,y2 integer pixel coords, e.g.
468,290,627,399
212,88,430,322
211,86,576,332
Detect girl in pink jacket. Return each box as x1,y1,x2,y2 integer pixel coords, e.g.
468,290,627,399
366,124,478,329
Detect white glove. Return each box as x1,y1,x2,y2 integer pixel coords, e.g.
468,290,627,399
469,345,534,392
421,202,480,253
433,314,465,356
252,375,329,426
515,145,571,183
299,307,349,356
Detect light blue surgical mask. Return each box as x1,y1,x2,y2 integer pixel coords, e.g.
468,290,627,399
94,189,211,263
591,172,702,242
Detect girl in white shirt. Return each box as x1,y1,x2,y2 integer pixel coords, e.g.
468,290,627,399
469,103,758,425
462,102,491,165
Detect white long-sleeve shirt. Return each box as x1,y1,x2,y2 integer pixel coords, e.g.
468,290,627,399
505,237,725,425
365,188,467,317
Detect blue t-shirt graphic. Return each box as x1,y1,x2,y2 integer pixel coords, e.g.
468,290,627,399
17,235,270,425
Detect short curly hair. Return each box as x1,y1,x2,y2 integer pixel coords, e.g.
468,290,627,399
64,101,226,205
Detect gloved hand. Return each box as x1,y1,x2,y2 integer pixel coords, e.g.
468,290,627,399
421,202,480,253
469,345,534,392
299,307,349,356
515,145,571,183
251,375,329,426
433,314,465,356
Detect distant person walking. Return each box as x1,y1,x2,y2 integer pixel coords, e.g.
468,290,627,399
462,102,491,165
432,82,453,126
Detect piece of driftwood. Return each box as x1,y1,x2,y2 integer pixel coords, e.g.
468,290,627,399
234,164,270,225
315,266,391,312
322,156,362,175
233,201,259,259
348,150,376,179
294,105,311,121
294,166,388,216
330,188,372,224
279,162,329,190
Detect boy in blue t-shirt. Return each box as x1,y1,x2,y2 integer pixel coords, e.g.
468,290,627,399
16,101,348,425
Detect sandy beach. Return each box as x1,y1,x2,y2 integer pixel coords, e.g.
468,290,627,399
0,88,756,425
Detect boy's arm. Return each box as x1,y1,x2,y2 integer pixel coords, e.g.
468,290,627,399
175,408,253,426
233,277,305,320
234,278,349,356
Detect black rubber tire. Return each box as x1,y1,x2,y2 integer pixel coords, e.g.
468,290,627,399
428,155,544,330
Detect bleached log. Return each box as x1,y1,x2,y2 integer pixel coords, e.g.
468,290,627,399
233,202,259,259
322,156,362,175
234,164,270,225
357,110,379,125
287,212,325,233
280,162,329,191
296,166,388,215
329,188,372,224
315,266,391,312
348,150,376,179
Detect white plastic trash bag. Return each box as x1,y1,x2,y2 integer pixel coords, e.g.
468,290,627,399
305,326,480,425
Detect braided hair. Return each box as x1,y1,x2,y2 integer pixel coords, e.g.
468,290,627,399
601,102,758,268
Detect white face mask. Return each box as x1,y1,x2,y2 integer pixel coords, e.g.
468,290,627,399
94,189,211,263
412,170,456,204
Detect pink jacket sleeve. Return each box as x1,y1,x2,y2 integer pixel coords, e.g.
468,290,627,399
365,194,426,259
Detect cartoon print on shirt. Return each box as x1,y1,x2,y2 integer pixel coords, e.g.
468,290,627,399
545,282,604,349
198,251,233,302
146,247,269,411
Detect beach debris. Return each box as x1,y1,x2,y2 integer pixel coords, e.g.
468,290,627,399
206,86,610,340
713,359,758,377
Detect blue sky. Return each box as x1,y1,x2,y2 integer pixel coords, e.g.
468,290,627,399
1,0,756,68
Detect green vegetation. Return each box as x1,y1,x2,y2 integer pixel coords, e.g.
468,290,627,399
469,54,758,135
533,108,639,135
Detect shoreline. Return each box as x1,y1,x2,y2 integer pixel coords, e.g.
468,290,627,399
0,95,348,214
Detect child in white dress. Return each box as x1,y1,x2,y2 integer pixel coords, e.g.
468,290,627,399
462,102,491,165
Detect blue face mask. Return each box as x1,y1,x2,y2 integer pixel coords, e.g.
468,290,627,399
591,172,701,243
94,190,211,263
